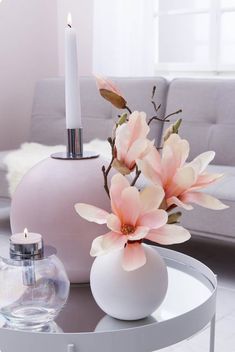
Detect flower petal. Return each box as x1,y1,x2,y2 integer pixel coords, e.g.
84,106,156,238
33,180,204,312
166,166,196,198
139,185,165,213
181,192,229,210
137,158,163,186
115,111,152,171
120,187,141,225
167,196,194,210
112,159,131,175
146,224,191,245
90,231,127,257
136,146,162,185
95,75,123,96
189,173,224,191
125,138,152,169
115,124,131,161
75,203,109,224
122,243,146,271
163,134,190,168
144,145,162,167
128,111,150,142
110,174,130,216
138,209,168,229
110,171,130,191
128,226,149,240
161,134,190,186
187,151,215,174
138,146,162,174
107,214,121,233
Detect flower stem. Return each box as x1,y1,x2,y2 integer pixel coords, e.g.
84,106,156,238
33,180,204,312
164,109,182,121
125,105,132,114
166,204,177,212
131,166,141,187
148,114,164,125
152,85,156,99
148,109,182,126
102,137,116,198
149,84,182,126
102,156,114,199
151,102,161,116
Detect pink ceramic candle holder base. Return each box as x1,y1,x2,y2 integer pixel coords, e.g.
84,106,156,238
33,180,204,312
10,156,110,283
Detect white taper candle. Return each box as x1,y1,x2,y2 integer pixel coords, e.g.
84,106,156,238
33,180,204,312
65,13,82,129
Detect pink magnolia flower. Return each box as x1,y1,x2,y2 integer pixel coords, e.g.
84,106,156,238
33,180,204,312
75,174,190,271
95,75,127,109
113,111,153,175
138,133,228,210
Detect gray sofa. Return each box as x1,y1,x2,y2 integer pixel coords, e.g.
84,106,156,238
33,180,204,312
0,77,234,242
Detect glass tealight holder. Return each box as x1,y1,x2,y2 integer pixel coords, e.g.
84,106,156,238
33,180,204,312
0,251,70,331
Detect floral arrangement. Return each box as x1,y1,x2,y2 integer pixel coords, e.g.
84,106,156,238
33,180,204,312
75,77,228,271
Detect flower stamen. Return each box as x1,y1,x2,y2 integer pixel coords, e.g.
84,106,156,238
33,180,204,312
121,224,135,236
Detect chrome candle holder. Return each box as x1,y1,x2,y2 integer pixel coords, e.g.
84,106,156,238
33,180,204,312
51,128,99,160
10,231,44,287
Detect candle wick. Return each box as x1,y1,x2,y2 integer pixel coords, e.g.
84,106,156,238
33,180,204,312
24,229,28,238
68,24,72,28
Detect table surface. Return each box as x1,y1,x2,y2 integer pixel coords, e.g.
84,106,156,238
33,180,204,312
55,264,212,333
0,246,217,352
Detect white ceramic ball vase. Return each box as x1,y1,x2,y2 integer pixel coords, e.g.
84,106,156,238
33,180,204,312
10,156,110,283
90,245,168,320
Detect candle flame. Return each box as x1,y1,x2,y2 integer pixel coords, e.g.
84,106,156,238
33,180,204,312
67,12,72,27
24,228,28,238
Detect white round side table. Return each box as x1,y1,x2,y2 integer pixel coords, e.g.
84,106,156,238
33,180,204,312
0,247,217,352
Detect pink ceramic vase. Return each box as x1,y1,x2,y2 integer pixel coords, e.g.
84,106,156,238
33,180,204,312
10,156,110,283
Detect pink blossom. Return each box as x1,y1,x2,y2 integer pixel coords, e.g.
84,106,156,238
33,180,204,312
75,174,190,271
138,134,228,210
95,75,123,96
113,111,153,174
95,75,127,109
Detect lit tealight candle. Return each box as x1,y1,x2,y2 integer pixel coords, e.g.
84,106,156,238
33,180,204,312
10,228,42,245
10,228,44,260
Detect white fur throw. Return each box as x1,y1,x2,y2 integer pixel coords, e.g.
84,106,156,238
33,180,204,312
4,140,110,197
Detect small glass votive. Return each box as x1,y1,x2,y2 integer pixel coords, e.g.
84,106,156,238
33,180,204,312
0,230,70,331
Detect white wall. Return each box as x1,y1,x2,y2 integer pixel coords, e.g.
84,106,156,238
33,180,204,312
93,0,155,76
0,0,59,150
0,0,94,151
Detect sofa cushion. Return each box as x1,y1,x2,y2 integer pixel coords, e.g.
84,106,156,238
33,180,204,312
165,78,235,166
30,77,168,146
204,165,235,202
180,198,235,241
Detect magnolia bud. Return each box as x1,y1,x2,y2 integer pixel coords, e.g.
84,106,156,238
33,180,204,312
100,89,127,109
164,119,182,142
117,113,128,126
